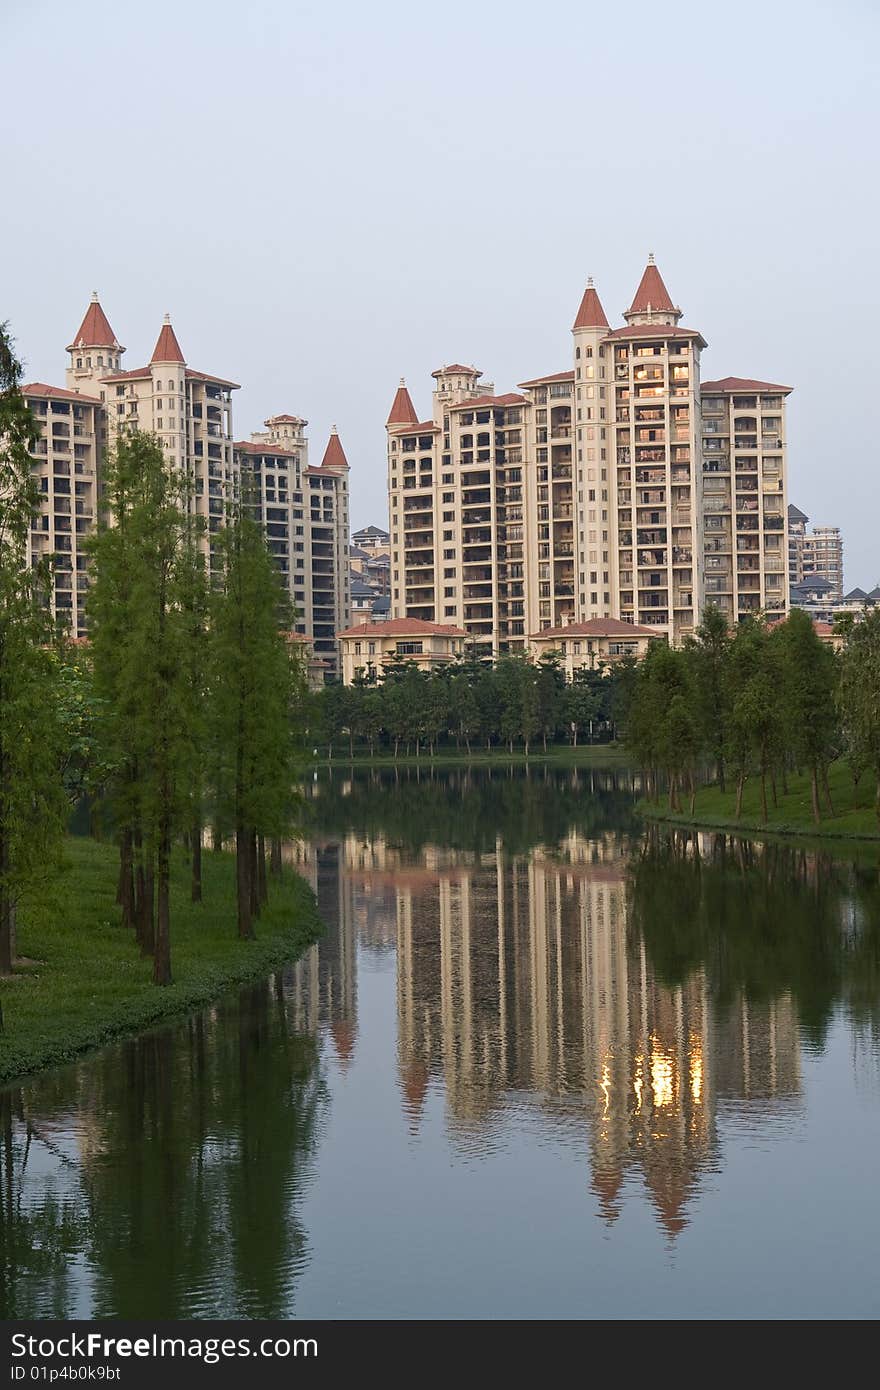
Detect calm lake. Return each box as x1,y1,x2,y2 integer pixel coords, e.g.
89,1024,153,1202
2,764,879,1320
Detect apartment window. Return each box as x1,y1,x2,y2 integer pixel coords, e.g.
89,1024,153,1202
443,548,455,559
396,641,424,655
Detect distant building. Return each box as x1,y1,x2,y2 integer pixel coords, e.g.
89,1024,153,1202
352,524,390,554
235,420,350,679
788,503,843,600
338,617,466,684
528,617,660,678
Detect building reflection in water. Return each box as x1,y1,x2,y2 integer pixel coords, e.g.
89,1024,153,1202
286,822,805,1240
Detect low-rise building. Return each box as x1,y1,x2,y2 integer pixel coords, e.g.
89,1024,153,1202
338,617,466,684
528,617,659,677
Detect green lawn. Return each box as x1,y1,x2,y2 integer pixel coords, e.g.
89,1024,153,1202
640,760,880,841
0,837,322,1086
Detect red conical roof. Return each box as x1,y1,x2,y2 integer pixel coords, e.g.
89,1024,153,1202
321,426,349,470
68,293,120,350
572,277,609,331
386,377,419,427
628,256,675,314
150,315,185,364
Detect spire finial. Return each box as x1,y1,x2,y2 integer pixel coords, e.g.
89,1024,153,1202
163,312,171,324
399,376,406,387
648,251,655,264
587,275,594,287
331,423,338,434
91,290,99,302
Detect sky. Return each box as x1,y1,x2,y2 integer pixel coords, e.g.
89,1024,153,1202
3,0,878,585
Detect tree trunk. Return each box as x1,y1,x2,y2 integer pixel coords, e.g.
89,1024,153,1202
212,825,222,853
770,769,778,809
257,834,268,906
810,767,821,824
119,829,134,929
821,765,835,817
270,837,282,877
153,817,172,986
249,831,260,919
735,773,745,820
760,770,768,824
688,770,696,817
236,824,253,939
140,860,155,957
191,816,202,904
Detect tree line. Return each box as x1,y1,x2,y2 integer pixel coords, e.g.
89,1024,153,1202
310,653,632,759
621,603,880,826
0,325,304,991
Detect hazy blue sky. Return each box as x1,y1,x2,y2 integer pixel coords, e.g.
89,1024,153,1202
4,0,878,584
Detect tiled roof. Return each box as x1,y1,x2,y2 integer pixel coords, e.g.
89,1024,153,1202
604,324,704,342
339,617,467,639
22,382,103,404
68,295,121,350
185,368,240,388
843,587,868,601
572,279,609,331
431,363,480,377
387,379,419,428
234,440,298,458
320,427,349,470
100,367,152,382
150,316,185,364
449,392,526,409
531,617,659,639
517,370,575,387
701,376,792,394
265,413,306,425
787,503,808,521
628,259,675,314
391,419,440,433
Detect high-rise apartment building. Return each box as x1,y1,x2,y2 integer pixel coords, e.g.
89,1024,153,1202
22,295,350,671
699,378,791,621
22,383,103,639
235,418,350,678
387,259,786,651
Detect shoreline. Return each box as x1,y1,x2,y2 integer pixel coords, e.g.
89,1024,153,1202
308,744,629,770
0,837,322,1089
637,761,880,847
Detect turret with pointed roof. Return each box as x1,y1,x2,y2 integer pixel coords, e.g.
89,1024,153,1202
320,425,349,471
386,377,419,428
67,292,123,352
151,314,186,364
572,276,609,332
624,254,682,326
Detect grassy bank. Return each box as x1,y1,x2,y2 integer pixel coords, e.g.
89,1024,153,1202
640,759,880,842
0,837,322,1086
310,743,629,770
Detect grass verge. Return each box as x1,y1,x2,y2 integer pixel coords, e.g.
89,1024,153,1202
0,836,322,1087
310,743,629,770
639,759,880,842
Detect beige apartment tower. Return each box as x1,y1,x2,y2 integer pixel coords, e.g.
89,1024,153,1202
386,259,768,652
235,418,351,679
700,377,791,621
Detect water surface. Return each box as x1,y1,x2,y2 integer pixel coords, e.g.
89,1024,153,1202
2,765,879,1319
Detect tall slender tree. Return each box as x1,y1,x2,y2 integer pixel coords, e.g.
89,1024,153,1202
208,507,299,938
0,326,67,980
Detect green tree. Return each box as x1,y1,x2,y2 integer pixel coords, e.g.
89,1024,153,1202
838,607,880,827
777,609,839,824
208,508,299,938
0,326,67,978
87,431,195,983
688,604,731,790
